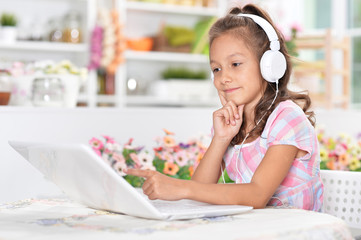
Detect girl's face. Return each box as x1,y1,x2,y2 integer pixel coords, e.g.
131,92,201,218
210,33,266,108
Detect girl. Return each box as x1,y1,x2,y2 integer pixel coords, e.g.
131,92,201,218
126,4,323,211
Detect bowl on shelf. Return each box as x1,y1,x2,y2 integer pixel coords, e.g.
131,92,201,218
127,37,153,51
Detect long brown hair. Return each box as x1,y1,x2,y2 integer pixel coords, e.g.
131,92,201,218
209,4,315,145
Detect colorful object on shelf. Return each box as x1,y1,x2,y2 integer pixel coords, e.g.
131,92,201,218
88,25,104,70
0,12,18,43
161,67,207,80
153,24,195,53
106,8,126,74
126,37,154,51
95,5,126,76
89,129,210,187
164,25,195,47
192,17,216,55
318,127,361,171
62,11,82,44
0,12,17,26
5,60,87,107
98,9,116,69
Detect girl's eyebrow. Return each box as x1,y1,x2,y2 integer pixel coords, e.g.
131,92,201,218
210,52,247,64
228,53,246,59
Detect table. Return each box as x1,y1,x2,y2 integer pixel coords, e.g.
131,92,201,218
0,198,353,240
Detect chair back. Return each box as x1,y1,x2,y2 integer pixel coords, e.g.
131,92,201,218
320,170,361,228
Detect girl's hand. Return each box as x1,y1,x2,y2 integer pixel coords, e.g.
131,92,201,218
125,169,188,201
213,93,244,142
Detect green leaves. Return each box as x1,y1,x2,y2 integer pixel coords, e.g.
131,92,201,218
0,13,17,27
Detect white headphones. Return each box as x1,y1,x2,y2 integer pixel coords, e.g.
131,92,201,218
211,13,287,83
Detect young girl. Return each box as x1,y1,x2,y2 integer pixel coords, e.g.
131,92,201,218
126,4,323,211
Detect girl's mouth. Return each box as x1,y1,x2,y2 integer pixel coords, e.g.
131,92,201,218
224,87,240,93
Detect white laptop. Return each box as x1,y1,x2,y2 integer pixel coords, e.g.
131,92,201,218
9,141,253,220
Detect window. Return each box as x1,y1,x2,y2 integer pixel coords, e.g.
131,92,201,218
349,0,361,106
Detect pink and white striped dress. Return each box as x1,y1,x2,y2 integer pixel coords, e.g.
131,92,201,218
223,100,324,211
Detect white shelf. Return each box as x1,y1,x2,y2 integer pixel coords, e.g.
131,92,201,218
80,94,218,107
125,50,209,63
96,95,118,104
0,41,88,52
126,95,218,107
126,1,219,16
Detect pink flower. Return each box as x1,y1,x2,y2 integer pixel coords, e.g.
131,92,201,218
130,153,141,167
335,143,347,156
89,137,103,150
103,135,115,143
175,151,188,167
112,152,125,164
161,151,175,163
137,152,153,167
124,138,136,150
113,161,127,176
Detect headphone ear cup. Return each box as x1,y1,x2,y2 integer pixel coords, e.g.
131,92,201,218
260,50,287,83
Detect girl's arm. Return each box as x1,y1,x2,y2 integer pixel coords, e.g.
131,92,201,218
190,137,228,184
192,97,244,184
126,144,297,208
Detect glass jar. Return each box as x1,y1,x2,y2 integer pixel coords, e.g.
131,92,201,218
63,11,82,43
48,18,63,42
32,77,64,107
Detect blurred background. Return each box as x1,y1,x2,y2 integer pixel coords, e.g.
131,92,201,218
0,0,359,109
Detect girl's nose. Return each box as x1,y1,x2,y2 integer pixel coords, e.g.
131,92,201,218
220,71,232,84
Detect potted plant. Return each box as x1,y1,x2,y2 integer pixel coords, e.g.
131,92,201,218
149,67,215,101
0,13,18,43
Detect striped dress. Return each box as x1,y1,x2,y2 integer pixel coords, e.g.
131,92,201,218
223,100,324,211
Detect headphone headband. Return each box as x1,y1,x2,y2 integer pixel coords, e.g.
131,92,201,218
237,13,280,51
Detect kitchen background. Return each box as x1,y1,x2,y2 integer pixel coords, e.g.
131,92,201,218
0,0,360,109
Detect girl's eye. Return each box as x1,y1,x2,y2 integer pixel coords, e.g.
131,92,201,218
232,63,241,67
212,67,221,73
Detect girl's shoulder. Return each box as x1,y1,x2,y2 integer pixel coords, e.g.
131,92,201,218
265,100,311,132
269,100,306,122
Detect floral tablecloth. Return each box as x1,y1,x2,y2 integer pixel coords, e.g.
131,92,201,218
0,198,353,240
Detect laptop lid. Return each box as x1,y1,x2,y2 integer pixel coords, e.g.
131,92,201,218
9,141,165,219
9,141,253,220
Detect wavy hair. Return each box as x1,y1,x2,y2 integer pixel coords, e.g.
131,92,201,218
209,4,315,145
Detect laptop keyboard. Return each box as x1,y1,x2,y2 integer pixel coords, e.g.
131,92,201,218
151,199,236,214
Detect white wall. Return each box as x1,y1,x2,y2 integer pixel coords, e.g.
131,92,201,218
0,107,214,203
1,107,361,204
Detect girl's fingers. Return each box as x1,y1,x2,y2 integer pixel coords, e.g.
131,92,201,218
218,92,227,106
125,169,154,178
221,108,230,125
225,105,236,125
228,101,239,120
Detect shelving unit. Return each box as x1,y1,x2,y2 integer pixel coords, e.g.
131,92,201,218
1,0,224,108
293,29,351,109
126,1,219,16
124,50,209,63
102,0,224,108
0,41,88,52
0,0,97,107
